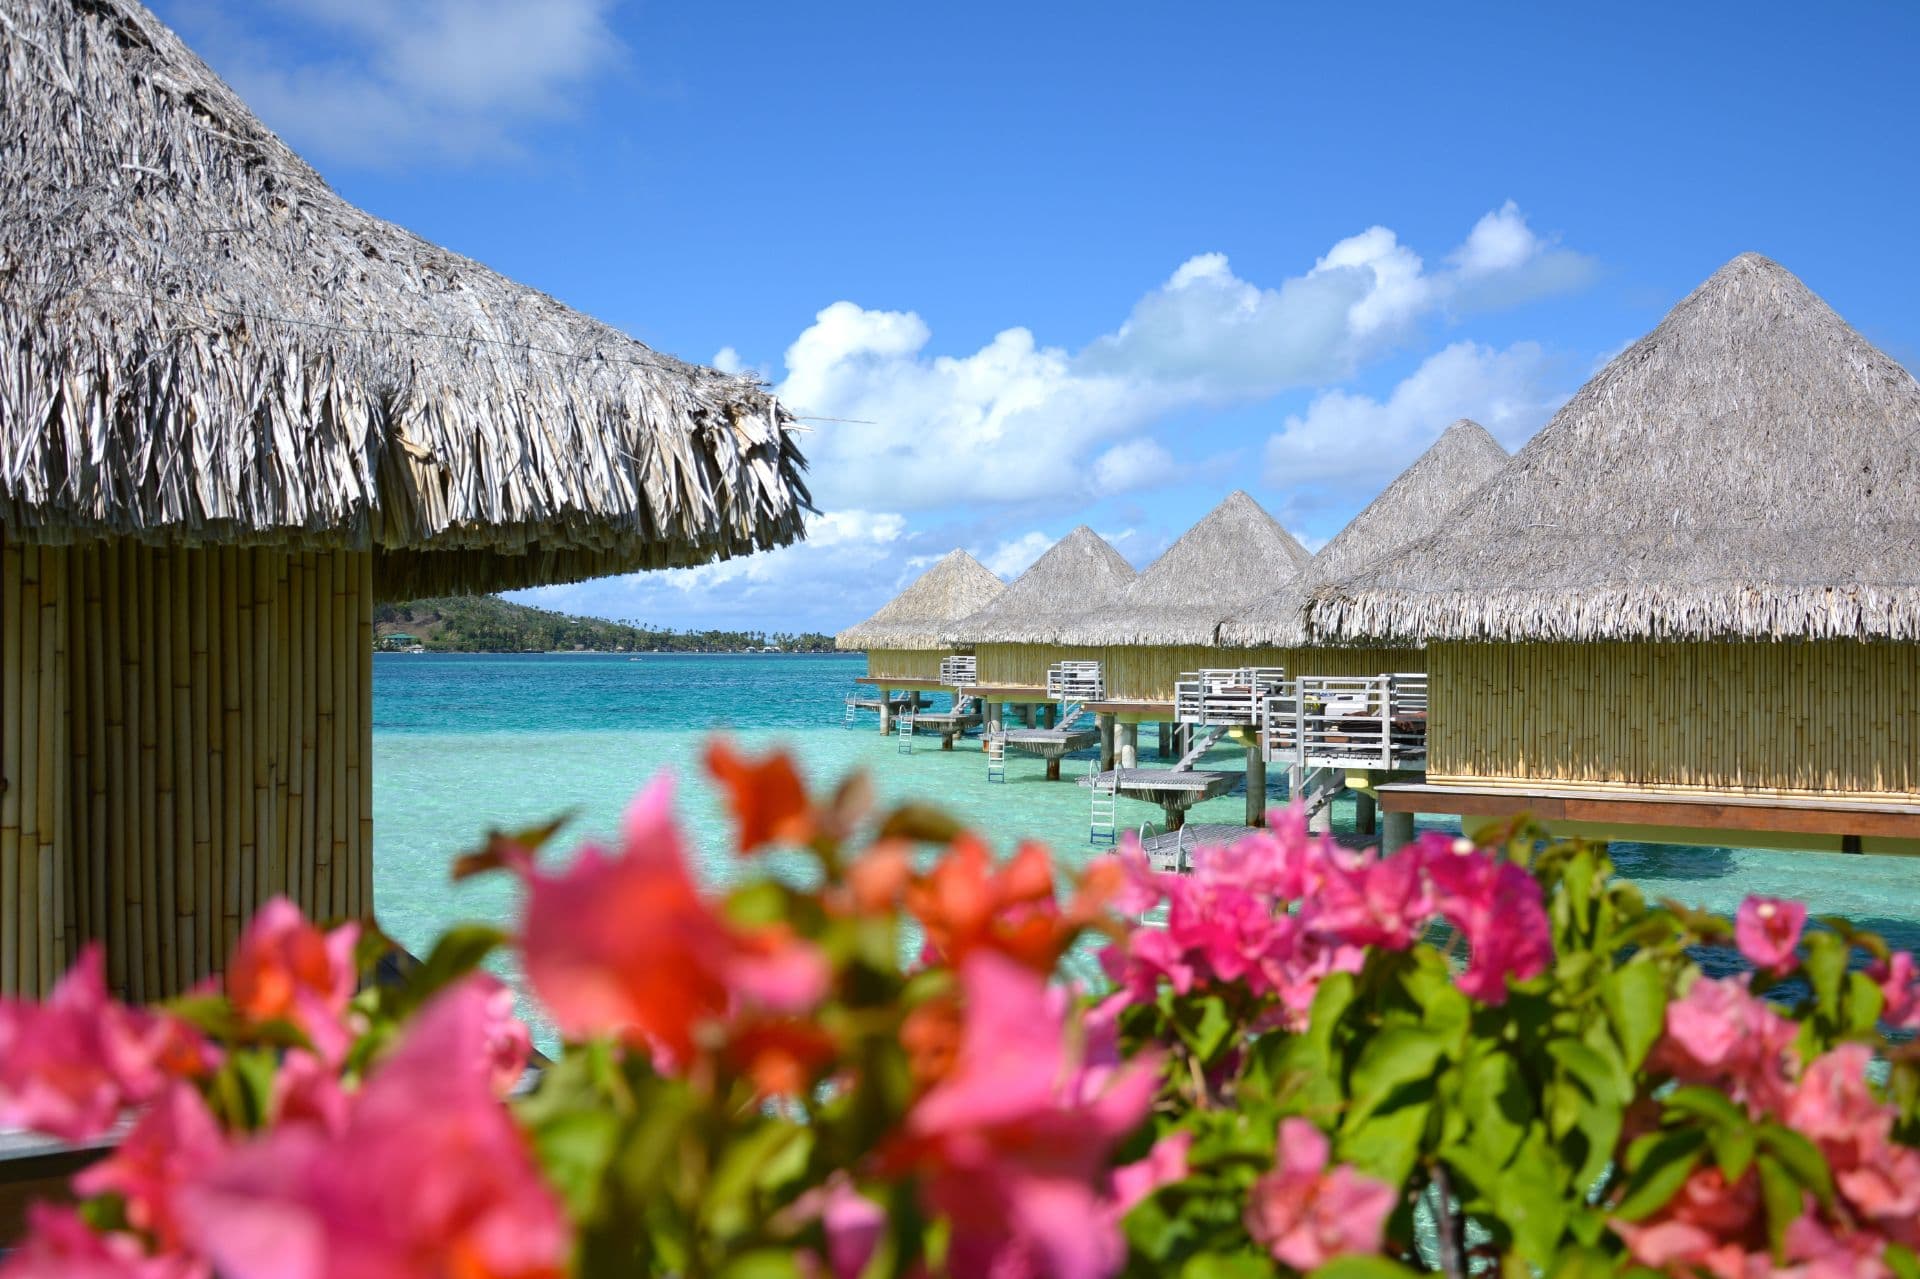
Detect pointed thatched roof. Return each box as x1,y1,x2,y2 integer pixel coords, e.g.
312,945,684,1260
0,0,810,597
835,550,1005,650
1308,255,1920,643
1219,420,1509,645
1053,491,1311,646
941,526,1137,645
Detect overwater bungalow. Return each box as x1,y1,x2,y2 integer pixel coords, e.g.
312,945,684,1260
1052,492,1310,826
834,549,1004,737
942,526,1136,777
1307,255,1920,856
0,0,811,998
1201,421,1511,831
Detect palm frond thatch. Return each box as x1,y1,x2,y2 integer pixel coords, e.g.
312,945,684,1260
1219,420,1509,646
835,549,1005,650
1307,255,1920,643
941,526,1136,645
1054,491,1311,646
0,0,811,597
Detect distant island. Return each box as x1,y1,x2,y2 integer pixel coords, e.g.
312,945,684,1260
373,596,839,654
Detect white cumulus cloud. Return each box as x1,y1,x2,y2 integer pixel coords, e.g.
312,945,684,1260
171,0,622,165
772,204,1591,512
1264,340,1569,499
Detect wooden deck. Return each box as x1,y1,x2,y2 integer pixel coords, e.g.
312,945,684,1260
1081,767,1243,807
854,676,950,693
1087,699,1175,717
1377,781,1920,851
1136,822,1262,872
1000,726,1101,757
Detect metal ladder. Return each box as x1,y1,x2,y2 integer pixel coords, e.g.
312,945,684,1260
895,708,915,754
843,696,856,727
1088,761,1117,846
985,732,1006,782
1057,702,1088,731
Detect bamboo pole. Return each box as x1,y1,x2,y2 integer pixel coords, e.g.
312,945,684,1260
252,551,274,907
39,546,63,993
273,553,294,904
330,552,350,920
314,552,337,919
189,550,212,980
154,548,179,993
136,544,161,1000
356,550,374,920
103,542,129,995
237,549,257,926
18,545,42,995
2,538,20,995
293,553,316,915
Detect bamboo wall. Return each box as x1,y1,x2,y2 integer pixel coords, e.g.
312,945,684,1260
1101,645,1426,702
975,643,1106,689
864,648,945,681
0,537,375,999
1430,641,1920,799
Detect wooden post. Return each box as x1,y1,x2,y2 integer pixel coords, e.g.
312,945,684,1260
878,689,892,736
2,538,21,996
1098,714,1115,771
1164,802,1186,831
1354,791,1377,837
1158,722,1174,760
1119,722,1138,769
1245,742,1267,828
1382,810,1415,856
1046,756,1061,781
1042,703,1058,729
1308,772,1334,835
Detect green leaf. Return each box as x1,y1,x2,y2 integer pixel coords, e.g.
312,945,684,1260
409,923,509,1005
705,1123,813,1238
1341,1102,1431,1188
1707,1124,1758,1184
1757,1123,1834,1208
1664,1086,1747,1130
718,1250,805,1279
1803,932,1848,1012
1458,1050,1530,1172
1307,1257,1421,1279
1887,1244,1920,1279
530,1108,622,1222
1349,1026,1448,1118
1755,1153,1800,1259
1176,996,1234,1062
1548,1038,1626,1107
1613,1129,1705,1221
1603,961,1668,1071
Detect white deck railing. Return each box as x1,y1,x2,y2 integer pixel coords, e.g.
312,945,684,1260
1173,667,1288,725
938,654,978,686
1046,660,1105,702
1262,673,1429,771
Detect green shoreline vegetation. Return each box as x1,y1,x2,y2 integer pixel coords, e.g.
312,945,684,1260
373,596,838,654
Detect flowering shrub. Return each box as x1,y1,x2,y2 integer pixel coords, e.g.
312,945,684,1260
4,739,1920,1278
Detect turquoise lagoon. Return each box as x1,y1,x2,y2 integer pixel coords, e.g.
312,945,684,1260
372,652,1920,978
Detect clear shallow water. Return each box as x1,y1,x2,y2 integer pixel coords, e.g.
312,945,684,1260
372,653,1920,985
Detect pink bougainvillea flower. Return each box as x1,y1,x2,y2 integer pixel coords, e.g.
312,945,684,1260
177,978,567,1279
888,952,1157,1279
1869,950,1920,1030
1422,842,1551,1004
226,898,360,1064
1304,846,1432,951
0,945,213,1141
1610,1163,1762,1279
520,773,827,1069
0,1202,202,1279
1244,1118,1395,1271
74,1084,225,1253
271,1050,351,1135
1734,895,1806,974
1109,1130,1194,1220
1652,975,1798,1114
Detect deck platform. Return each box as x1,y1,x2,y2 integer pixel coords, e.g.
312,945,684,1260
1377,782,1920,854
1136,822,1263,872
854,676,951,693
1000,726,1101,757
962,683,1053,701
1087,699,1175,719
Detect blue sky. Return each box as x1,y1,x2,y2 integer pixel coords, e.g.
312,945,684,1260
157,1,1920,633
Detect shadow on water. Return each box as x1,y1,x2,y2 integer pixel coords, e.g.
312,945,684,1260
1608,841,1740,882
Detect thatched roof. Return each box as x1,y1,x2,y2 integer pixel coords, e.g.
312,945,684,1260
1053,491,1311,646
835,549,1005,650
941,526,1136,645
1219,420,1509,646
0,0,810,597
1308,254,1920,643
